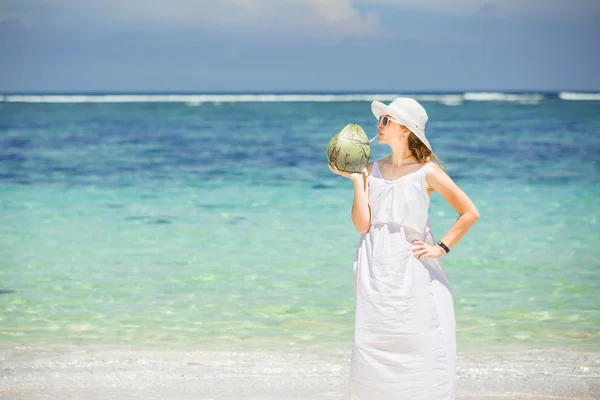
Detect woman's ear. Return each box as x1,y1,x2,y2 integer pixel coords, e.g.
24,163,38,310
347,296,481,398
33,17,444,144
398,125,410,137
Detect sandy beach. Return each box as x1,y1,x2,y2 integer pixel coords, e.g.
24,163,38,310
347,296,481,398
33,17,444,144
1,345,598,399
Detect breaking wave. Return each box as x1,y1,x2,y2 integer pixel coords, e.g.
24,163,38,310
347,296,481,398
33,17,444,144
1,92,596,104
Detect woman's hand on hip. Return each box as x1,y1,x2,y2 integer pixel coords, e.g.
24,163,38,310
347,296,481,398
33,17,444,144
412,240,446,260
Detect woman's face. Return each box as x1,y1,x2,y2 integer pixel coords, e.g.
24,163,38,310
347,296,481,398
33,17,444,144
377,114,408,145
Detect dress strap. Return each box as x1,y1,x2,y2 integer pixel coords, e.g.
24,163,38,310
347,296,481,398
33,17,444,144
419,162,434,191
420,162,433,175
371,160,382,178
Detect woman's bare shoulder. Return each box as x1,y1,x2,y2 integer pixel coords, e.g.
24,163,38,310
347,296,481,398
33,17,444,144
425,162,447,177
427,161,443,171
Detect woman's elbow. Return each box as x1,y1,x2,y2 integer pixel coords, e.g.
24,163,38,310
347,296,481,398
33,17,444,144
355,222,371,234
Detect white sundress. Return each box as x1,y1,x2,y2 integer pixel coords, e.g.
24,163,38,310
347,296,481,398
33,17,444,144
349,160,456,400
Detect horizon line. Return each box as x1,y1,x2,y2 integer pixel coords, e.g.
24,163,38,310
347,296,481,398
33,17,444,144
1,90,599,95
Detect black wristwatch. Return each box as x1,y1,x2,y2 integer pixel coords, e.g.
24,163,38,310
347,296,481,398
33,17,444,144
437,241,450,254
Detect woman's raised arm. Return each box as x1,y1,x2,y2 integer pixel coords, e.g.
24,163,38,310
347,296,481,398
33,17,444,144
329,162,373,234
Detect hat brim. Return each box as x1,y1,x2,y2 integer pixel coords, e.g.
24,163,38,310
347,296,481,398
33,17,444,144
371,101,389,120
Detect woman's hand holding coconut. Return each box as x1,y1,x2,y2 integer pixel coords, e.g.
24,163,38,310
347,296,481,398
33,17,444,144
328,163,367,182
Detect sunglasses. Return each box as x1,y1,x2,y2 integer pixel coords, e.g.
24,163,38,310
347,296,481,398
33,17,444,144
378,115,401,127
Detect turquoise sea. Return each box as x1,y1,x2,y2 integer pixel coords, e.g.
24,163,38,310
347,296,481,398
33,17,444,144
1,93,599,351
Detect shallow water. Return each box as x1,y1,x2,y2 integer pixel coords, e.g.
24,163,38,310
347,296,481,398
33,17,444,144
1,94,599,350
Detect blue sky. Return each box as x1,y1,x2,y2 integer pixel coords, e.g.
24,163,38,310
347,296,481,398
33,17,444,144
1,0,599,92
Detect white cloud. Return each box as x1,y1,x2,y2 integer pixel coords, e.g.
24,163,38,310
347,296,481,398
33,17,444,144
219,0,383,37
2,0,383,39
358,0,600,16
2,0,597,39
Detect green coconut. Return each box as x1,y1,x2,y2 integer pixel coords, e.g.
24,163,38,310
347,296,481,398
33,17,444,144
326,123,371,173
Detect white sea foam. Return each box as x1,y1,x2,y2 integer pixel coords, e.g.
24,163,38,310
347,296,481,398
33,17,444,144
0,94,400,104
0,93,467,106
558,92,600,101
411,94,464,106
0,92,562,105
463,92,544,104
0,93,470,104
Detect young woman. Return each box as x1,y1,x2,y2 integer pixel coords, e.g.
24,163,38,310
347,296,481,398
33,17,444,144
329,97,479,399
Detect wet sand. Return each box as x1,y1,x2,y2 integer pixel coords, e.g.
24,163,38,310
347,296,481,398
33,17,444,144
1,345,599,399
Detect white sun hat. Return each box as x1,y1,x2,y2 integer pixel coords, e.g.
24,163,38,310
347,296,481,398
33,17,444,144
371,97,432,151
